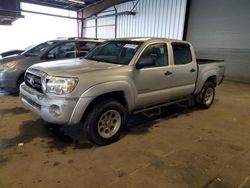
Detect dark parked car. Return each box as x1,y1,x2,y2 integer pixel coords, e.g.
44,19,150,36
0,38,104,93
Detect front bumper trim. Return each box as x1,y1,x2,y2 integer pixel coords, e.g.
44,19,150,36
20,83,78,125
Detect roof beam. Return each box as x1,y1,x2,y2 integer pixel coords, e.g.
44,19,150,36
81,0,132,18
20,0,85,11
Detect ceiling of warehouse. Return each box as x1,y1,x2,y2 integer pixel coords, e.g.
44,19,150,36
0,0,94,25
0,0,132,25
20,0,102,11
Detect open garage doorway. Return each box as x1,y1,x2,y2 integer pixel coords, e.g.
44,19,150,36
0,3,77,53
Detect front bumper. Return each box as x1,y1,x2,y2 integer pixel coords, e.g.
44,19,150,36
20,83,93,125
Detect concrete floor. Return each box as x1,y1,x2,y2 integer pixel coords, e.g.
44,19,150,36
0,81,249,188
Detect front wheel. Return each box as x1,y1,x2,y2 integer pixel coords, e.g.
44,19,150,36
83,100,127,145
17,74,25,92
195,82,215,109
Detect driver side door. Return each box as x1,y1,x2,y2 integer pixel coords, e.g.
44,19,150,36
133,43,173,108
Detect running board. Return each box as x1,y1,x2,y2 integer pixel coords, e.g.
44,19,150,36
133,97,192,115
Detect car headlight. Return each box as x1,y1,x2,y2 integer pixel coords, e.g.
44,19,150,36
0,62,17,71
45,76,78,94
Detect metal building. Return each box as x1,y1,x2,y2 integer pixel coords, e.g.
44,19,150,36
83,0,187,40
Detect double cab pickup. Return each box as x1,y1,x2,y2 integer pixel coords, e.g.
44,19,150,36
20,38,225,145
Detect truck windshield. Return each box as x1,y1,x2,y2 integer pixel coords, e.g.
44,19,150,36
22,41,54,56
85,41,142,65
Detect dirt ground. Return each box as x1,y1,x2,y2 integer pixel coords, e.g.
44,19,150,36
0,81,250,188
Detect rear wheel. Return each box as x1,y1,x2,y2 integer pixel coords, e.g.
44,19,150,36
83,100,126,145
195,82,215,109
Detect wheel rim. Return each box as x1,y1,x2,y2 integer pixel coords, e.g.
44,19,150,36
97,110,121,139
204,87,214,105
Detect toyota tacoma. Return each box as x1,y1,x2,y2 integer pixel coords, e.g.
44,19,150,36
20,38,225,145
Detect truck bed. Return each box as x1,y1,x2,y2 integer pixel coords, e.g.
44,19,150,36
194,59,225,95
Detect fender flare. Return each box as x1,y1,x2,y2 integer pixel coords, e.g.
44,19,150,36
80,80,136,110
194,70,218,95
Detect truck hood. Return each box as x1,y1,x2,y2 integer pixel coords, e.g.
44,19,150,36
29,58,124,77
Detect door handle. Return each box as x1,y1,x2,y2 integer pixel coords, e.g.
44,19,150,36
190,68,196,72
164,71,172,76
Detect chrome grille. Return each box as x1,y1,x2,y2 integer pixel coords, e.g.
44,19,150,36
25,72,43,93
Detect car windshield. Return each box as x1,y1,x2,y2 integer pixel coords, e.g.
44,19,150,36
85,41,142,65
22,41,54,56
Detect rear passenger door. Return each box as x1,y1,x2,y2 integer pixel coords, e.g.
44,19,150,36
171,43,197,97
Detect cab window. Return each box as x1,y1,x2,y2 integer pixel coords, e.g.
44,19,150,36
138,43,168,67
172,43,192,65
46,42,77,59
78,42,99,57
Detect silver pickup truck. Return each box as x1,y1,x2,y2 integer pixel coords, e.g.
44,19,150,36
20,38,225,145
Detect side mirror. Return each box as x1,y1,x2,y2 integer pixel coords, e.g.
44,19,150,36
136,57,155,69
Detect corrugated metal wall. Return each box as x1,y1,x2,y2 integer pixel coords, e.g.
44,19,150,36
117,0,187,39
96,8,116,39
83,18,96,38
83,0,187,40
83,7,116,38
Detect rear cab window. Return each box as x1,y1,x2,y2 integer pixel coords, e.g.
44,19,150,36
172,43,192,65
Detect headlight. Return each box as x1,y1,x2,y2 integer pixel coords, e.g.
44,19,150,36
0,62,17,71
45,76,78,95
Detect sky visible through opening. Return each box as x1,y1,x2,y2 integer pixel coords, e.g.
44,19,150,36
0,3,77,53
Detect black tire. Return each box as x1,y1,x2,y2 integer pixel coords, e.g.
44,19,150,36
17,74,25,91
195,82,215,109
83,100,127,146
